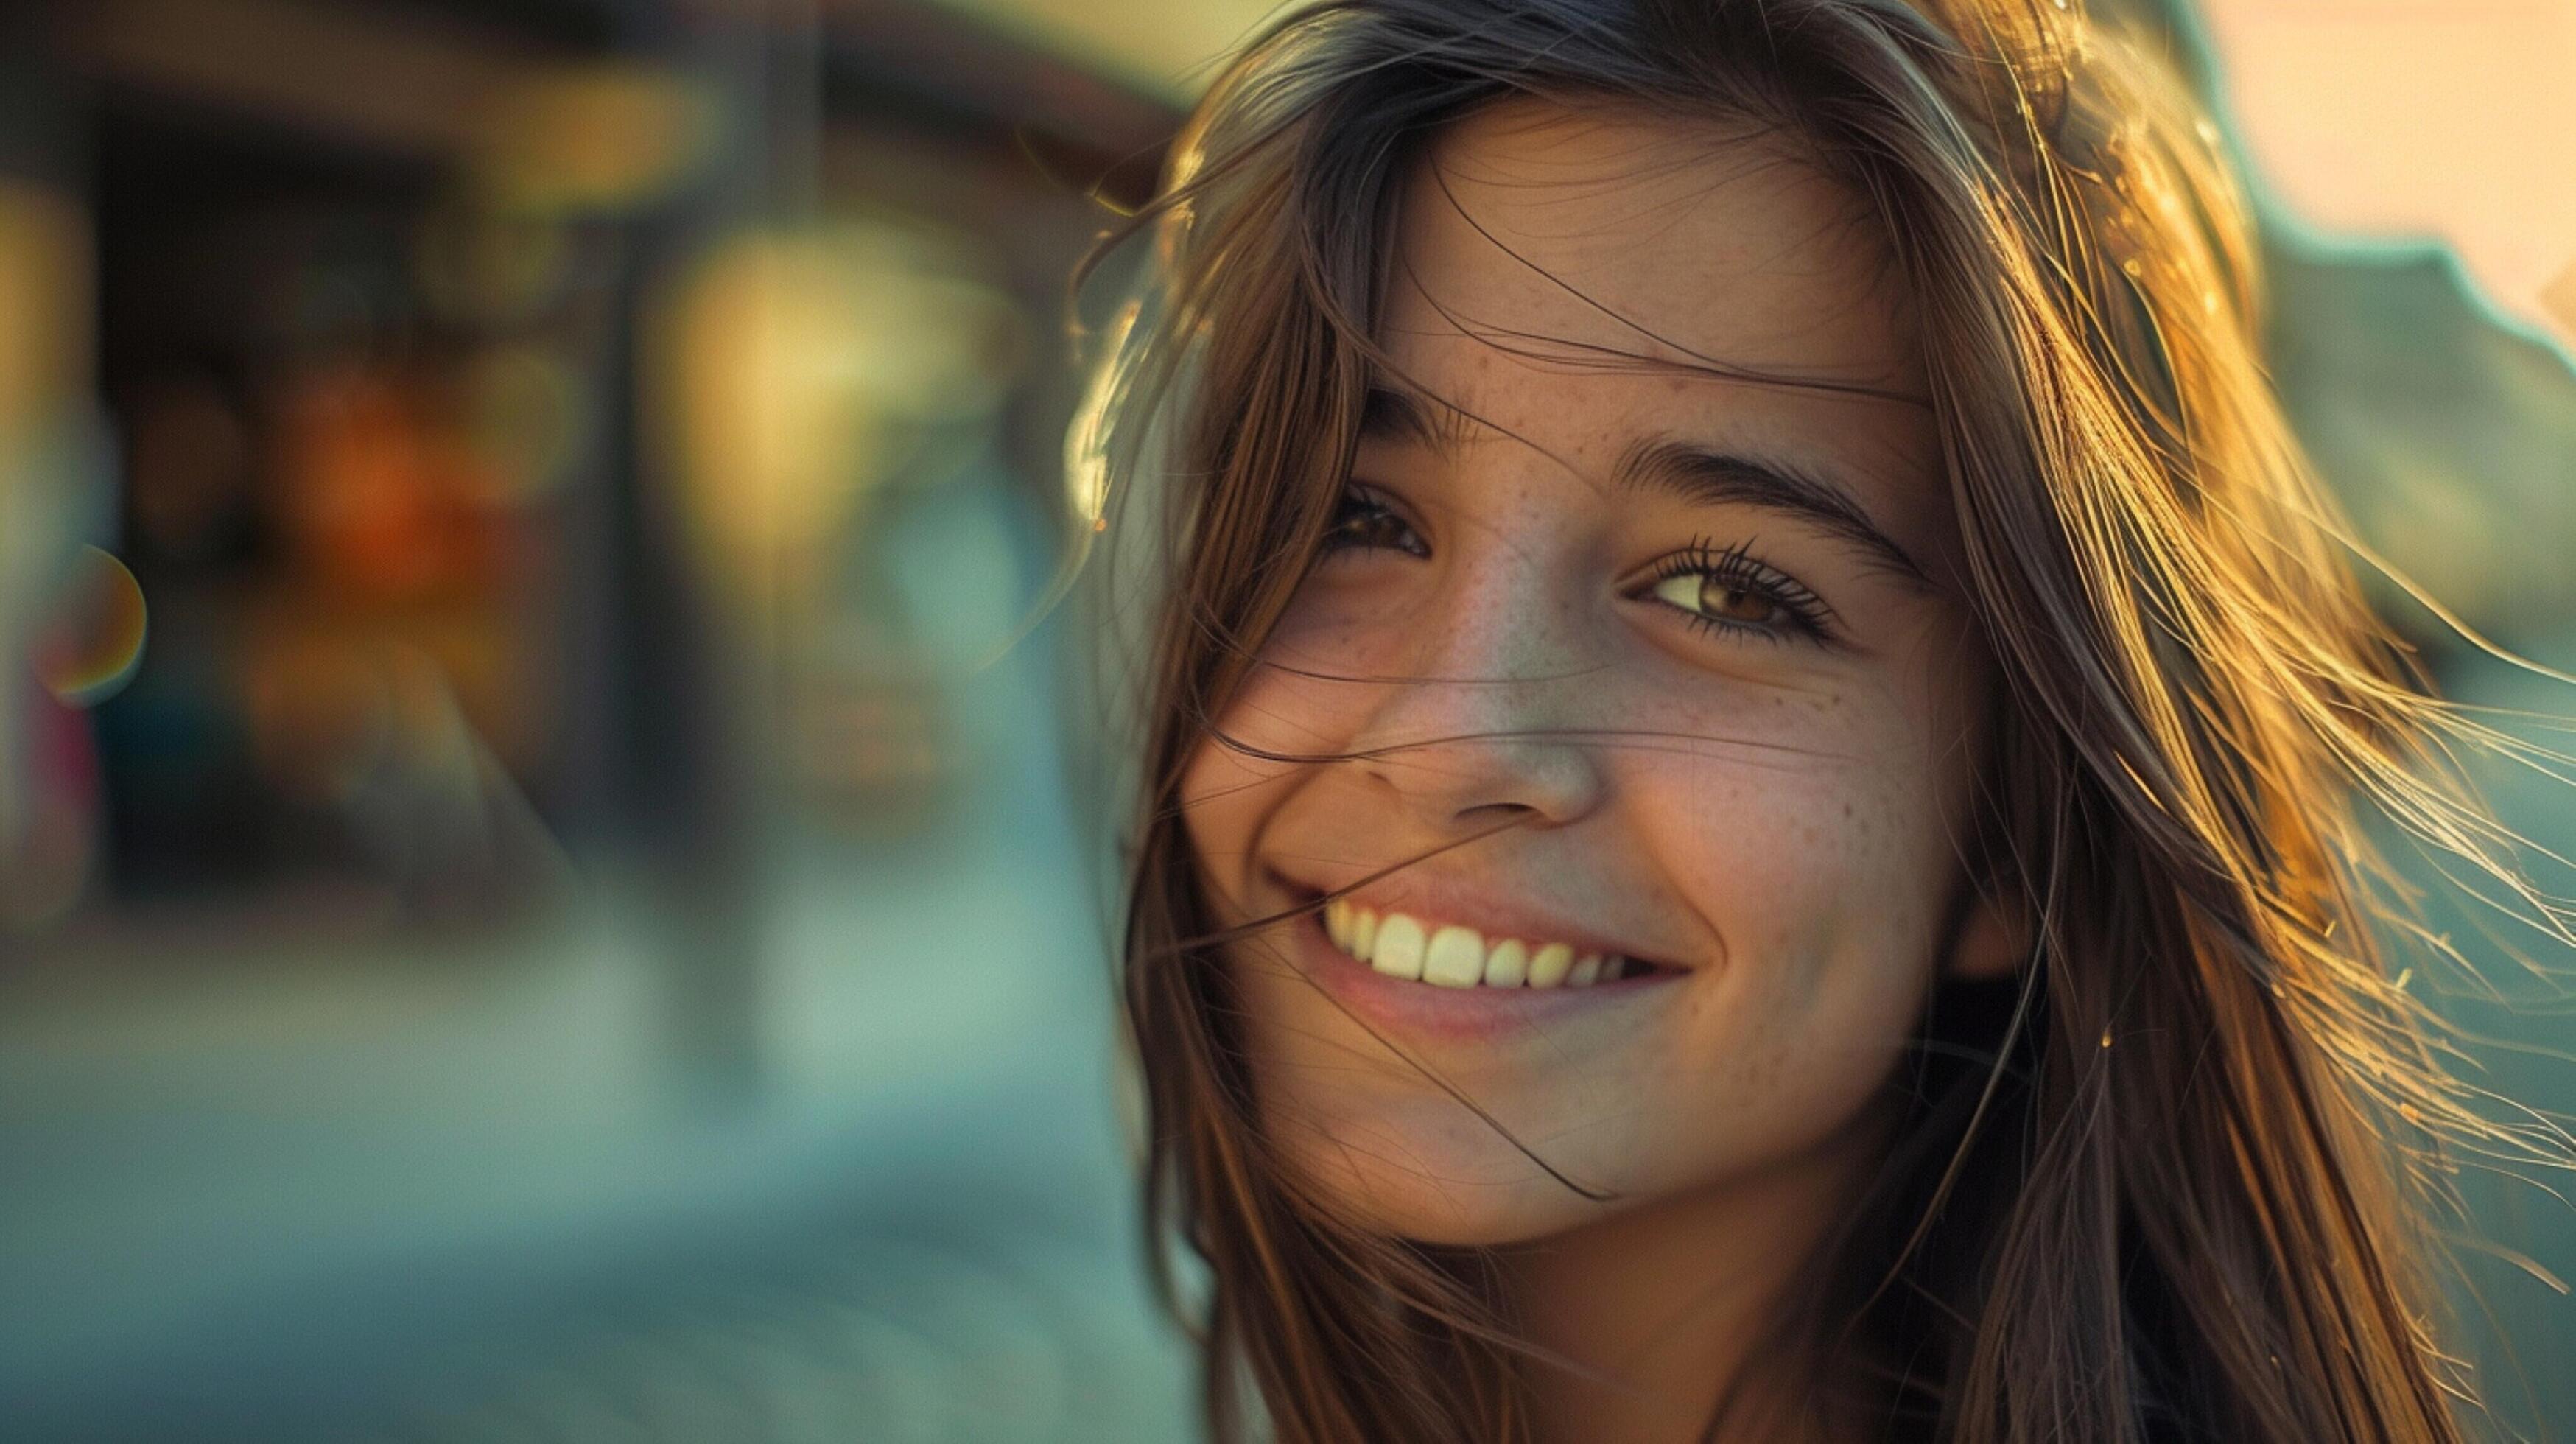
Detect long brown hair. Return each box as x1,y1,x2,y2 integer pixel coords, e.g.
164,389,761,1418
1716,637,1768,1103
1072,1,2571,1437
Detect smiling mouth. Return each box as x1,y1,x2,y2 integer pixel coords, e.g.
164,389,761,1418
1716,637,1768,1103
1318,898,1673,990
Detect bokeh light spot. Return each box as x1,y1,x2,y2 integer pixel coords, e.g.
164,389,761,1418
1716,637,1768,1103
32,545,148,707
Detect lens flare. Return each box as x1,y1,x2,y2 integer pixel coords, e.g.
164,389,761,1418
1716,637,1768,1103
32,545,147,707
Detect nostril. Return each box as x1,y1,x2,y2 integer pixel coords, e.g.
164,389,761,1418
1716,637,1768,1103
1454,799,1543,831
1354,715,1608,830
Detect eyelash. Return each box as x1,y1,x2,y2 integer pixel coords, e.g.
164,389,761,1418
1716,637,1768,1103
1315,486,1835,645
1639,536,1838,645
1316,483,1430,559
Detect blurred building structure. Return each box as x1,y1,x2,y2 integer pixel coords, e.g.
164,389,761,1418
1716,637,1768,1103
2,1,1196,1438
0,0,2572,1440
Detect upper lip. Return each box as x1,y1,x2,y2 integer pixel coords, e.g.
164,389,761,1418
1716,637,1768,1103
1269,866,1694,970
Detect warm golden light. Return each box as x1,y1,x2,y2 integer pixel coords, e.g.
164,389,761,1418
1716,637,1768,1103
2200,0,2576,340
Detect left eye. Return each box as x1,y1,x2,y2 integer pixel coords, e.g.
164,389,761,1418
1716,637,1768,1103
1633,543,1837,644
1649,571,1786,628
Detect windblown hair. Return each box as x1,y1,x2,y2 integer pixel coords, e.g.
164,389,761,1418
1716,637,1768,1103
1073,1,2570,1438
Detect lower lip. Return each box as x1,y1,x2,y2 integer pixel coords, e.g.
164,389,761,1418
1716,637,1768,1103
1292,905,1685,1044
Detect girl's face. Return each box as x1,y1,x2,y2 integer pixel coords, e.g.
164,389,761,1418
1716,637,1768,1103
1181,102,2019,1246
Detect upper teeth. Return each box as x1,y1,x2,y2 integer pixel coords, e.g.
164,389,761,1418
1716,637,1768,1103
1322,901,1626,989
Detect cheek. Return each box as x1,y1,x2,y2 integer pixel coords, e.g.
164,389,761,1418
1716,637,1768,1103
1176,564,1435,875
1685,757,1945,978
1646,667,1954,923
1175,717,1274,924
1619,685,1960,1140
1175,648,1369,916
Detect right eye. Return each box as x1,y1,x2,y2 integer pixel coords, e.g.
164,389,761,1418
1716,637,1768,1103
1318,483,1430,558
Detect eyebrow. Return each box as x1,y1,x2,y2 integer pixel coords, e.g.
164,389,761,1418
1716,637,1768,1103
1612,438,1934,591
1359,384,1934,591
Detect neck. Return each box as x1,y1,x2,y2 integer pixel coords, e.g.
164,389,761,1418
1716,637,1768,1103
1499,1112,1895,1444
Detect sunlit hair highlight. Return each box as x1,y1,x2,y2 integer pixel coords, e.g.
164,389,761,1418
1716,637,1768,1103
1072,1,2575,1439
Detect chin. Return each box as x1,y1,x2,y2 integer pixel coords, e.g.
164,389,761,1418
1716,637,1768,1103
1270,1112,1611,1247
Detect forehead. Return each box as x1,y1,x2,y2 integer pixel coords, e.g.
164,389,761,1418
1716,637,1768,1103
1380,98,1926,444
1375,99,1942,547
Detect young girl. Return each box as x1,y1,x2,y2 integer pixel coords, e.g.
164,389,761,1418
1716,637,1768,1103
1076,1,2564,1437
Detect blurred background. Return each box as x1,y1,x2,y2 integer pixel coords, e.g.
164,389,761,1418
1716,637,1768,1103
0,1,2569,1440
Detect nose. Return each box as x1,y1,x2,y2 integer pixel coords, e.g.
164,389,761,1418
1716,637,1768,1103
1349,558,1608,833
